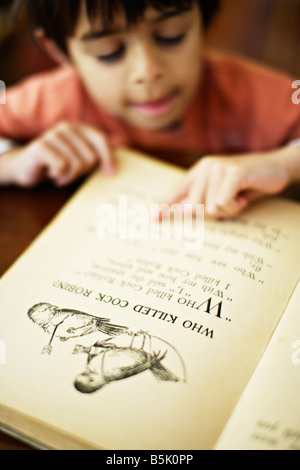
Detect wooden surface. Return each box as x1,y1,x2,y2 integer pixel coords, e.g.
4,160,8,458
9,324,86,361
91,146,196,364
0,184,79,277
0,432,34,451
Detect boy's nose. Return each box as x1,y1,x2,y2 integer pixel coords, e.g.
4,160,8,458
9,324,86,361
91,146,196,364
129,44,164,85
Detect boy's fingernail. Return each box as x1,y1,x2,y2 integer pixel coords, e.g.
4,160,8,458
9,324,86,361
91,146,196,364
236,195,248,208
103,165,116,175
54,179,65,187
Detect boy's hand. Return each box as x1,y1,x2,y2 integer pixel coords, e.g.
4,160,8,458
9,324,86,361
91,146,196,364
0,121,117,187
162,150,292,219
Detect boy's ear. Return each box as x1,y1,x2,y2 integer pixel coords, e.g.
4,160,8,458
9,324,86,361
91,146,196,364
34,28,69,65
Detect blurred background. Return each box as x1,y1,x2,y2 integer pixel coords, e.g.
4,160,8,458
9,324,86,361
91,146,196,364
206,0,300,76
0,0,300,87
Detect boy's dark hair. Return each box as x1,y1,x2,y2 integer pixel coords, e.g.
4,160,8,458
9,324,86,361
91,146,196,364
23,0,220,53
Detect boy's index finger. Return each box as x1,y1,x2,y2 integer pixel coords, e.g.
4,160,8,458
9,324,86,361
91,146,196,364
151,171,195,222
79,123,117,175
166,173,194,205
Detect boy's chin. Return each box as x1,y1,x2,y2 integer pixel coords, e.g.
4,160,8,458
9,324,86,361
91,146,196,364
128,113,184,133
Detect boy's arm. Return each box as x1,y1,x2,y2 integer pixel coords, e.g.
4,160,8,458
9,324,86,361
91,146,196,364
169,52,300,219
161,144,300,220
0,122,117,187
0,68,117,186
0,139,21,185
285,140,300,183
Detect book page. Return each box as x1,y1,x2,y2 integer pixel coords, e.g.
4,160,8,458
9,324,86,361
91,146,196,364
215,281,300,450
0,148,300,450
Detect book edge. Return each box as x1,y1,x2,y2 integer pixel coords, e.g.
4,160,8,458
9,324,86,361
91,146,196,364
0,404,102,450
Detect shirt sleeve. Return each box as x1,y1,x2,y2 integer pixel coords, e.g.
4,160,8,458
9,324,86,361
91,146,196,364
0,66,83,141
205,52,300,153
236,59,300,149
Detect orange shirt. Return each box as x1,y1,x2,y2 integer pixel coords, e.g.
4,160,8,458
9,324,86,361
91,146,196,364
0,50,299,164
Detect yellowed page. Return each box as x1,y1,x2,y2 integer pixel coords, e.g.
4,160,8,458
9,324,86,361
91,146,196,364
0,148,300,450
215,280,300,450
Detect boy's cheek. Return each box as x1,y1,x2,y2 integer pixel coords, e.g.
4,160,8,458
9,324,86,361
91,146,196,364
72,57,124,112
178,34,204,84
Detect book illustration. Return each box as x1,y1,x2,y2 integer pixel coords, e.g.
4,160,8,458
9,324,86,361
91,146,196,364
73,331,187,394
27,303,187,393
27,303,129,355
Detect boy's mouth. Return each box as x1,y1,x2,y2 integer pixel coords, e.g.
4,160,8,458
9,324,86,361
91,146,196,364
129,91,179,118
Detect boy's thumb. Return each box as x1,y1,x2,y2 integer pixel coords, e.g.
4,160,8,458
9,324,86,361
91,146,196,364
236,190,264,208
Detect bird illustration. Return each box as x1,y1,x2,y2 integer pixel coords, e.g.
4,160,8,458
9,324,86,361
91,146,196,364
73,332,185,394
27,303,128,355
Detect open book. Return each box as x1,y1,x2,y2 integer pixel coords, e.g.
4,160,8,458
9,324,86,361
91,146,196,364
0,148,299,451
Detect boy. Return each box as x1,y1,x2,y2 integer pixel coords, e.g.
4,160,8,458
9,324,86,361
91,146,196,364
0,0,299,219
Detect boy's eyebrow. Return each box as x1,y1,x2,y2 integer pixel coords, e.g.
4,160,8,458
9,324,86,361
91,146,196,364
80,8,191,41
81,28,124,41
150,7,192,24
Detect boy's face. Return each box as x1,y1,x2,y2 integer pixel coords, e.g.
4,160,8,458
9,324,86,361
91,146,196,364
68,3,203,131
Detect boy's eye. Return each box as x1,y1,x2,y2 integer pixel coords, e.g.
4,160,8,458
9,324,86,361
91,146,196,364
97,45,125,63
95,31,186,62
155,33,186,46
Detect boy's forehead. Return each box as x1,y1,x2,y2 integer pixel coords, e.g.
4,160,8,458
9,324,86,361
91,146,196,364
74,2,193,39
